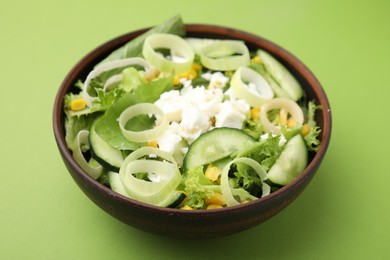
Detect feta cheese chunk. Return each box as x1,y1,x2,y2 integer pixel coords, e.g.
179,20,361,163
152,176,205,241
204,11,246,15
215,100,250,129
157,123,182,155
154,90,184,122
201,71,229,89
179,106,211,143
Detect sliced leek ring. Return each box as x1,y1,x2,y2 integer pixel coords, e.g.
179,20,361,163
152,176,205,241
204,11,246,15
221,157,268,207
231,66,274,108
103,74,123,92
72,130,103,179
260,97,304,134
199,40,250,71
142,33,194,74
119,147,181,206
82,57,152,106
119,103,168,142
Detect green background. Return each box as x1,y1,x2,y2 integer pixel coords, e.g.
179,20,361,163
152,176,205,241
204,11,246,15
1,0,389,259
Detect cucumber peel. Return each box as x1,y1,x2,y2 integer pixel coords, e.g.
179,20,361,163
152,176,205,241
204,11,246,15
183,128,256,170
267,134,308,185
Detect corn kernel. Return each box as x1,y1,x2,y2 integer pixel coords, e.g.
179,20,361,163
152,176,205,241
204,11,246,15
251,56,262,64
250,108,261,121
181,205,193,210
144,69,160,81
173,75,181,86
147,140,158,148
205,192,225,206
302,123,310,136
70,98,86,111
187,68,197,80
205,165,221,182
207,204,223,210
287,118,297,128
173,68,197,86
192,63,202,71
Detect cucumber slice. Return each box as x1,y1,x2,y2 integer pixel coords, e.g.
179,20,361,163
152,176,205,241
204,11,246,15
183,128,256,170
267,134,308,185
258,50,303,101
90,121,124,172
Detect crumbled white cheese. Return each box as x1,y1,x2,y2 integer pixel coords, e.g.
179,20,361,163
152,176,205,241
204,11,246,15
179,106,211,143
224,87,237,101
154,90,184,122
215,100,250,129
201,71,229,89
157,123,182,155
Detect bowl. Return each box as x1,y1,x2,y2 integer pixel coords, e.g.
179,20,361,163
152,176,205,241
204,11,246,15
53,24,332,239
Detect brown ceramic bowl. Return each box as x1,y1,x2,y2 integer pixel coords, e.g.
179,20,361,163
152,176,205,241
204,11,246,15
53,24,331,239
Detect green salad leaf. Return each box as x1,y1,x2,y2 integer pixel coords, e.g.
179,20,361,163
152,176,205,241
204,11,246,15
182,166,220,209
235,134,284,171
94,75,173,150
97,15,185,66
304,101,322,152
64,113,99,151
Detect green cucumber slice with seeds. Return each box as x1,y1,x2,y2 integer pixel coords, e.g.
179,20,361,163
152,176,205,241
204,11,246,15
183,128,256,170
267,134,308,185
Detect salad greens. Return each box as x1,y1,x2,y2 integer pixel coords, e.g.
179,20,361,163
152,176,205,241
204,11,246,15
64,15,322,210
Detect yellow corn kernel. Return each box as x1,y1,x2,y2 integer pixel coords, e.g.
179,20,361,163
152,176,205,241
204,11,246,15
173,75,181,86
70,98,86,111
250,107,261,121
144,69,160,82
205,192,225,206
187,68,197,80
181,205,193,210
251,56,262,64
204,165,221,182
279,109,288,125
207,204,223,210
192,63,202,71
147,140,158,148
287,118,297,128
302,123,310,136
173,68,198,86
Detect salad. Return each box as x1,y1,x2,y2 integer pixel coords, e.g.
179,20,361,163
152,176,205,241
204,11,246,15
63,15,322,210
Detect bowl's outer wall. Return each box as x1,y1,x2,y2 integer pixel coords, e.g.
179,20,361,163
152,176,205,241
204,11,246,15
53,25,331,238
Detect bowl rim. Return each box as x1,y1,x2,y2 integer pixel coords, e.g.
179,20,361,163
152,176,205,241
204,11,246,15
53,23,332,217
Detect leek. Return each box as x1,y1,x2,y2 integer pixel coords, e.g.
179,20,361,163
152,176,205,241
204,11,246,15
119,103,168,142
142,33,195,74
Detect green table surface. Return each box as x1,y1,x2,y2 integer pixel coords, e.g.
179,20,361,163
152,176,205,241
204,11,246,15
1,0,389,259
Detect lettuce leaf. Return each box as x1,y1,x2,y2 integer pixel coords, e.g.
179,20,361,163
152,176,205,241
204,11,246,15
96,15,185,66
304,101,322,152
64,113,99,151
94,76,173,150
182,166,219,209
235,134,283,171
